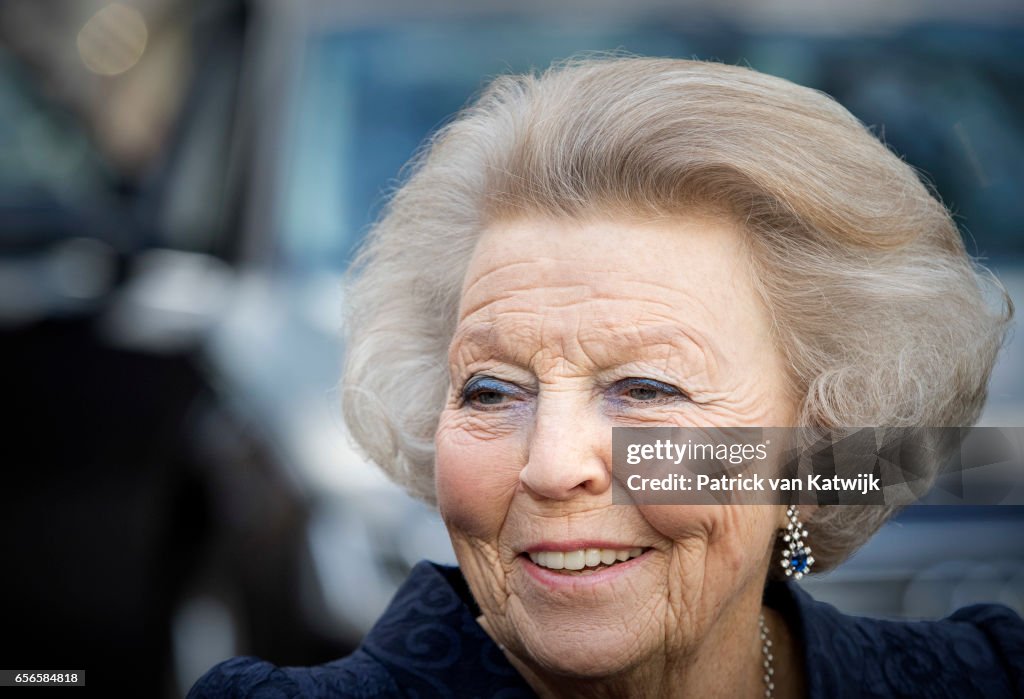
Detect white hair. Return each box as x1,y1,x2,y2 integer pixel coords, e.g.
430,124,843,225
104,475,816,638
341,56,1012,574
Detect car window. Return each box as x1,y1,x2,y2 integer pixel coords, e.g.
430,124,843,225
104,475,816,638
274,21,1024,273
0,49,114,226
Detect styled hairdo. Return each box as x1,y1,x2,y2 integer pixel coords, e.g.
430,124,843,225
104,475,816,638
341,56,1012,574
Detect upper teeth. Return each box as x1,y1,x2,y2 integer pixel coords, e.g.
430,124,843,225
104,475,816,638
529,548,645,570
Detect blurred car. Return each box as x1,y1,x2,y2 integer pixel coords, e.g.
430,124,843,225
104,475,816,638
1,3,349,697
2,0,1023,696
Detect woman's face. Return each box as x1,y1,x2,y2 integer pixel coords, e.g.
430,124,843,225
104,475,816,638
434,216,797,679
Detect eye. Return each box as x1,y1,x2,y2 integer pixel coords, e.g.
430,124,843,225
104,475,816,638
615,377,686,404
461,376,523,409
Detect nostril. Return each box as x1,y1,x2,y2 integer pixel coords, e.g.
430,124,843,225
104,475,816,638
518,459,613,501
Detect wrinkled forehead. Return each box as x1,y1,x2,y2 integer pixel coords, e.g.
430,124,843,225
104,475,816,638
448,216,767,370
448,314,716,372
458,216,752,313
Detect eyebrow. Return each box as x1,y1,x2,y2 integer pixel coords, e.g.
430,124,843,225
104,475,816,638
448,322,502,361
448,318,718,371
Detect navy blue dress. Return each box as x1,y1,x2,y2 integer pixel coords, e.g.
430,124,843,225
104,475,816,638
188,561,1024,698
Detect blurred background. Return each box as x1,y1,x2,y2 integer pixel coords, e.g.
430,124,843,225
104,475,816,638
1,0,1022,696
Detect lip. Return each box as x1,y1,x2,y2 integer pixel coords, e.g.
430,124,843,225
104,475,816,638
518,547,653,591
522,540,645,553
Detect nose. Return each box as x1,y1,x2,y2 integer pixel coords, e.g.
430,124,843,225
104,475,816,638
519,396,611,500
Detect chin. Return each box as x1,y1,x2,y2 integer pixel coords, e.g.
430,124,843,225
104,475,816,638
509,617,657,679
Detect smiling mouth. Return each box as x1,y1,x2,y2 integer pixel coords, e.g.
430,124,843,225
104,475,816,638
525,548,648,575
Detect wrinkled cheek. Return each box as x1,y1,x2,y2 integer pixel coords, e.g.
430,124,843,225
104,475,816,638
638,504,774,579
434,426,524,542
636,504,717,543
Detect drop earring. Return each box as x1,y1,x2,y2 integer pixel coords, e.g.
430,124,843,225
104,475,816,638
780,506,814,579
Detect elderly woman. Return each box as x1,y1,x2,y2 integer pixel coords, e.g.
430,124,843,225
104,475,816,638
190,58,1023,698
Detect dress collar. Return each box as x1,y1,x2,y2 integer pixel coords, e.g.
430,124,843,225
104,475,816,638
357,561,535,697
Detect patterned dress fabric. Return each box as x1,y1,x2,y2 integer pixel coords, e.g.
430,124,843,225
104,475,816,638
188,561,1024,698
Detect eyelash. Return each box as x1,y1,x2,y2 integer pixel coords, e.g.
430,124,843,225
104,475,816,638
459,376,687,409
460,376,527,410
612,377,688,405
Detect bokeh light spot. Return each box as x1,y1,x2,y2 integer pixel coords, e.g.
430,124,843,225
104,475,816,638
76,3,148,77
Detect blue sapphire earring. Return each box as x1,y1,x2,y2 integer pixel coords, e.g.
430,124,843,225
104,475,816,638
780,507,814,579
